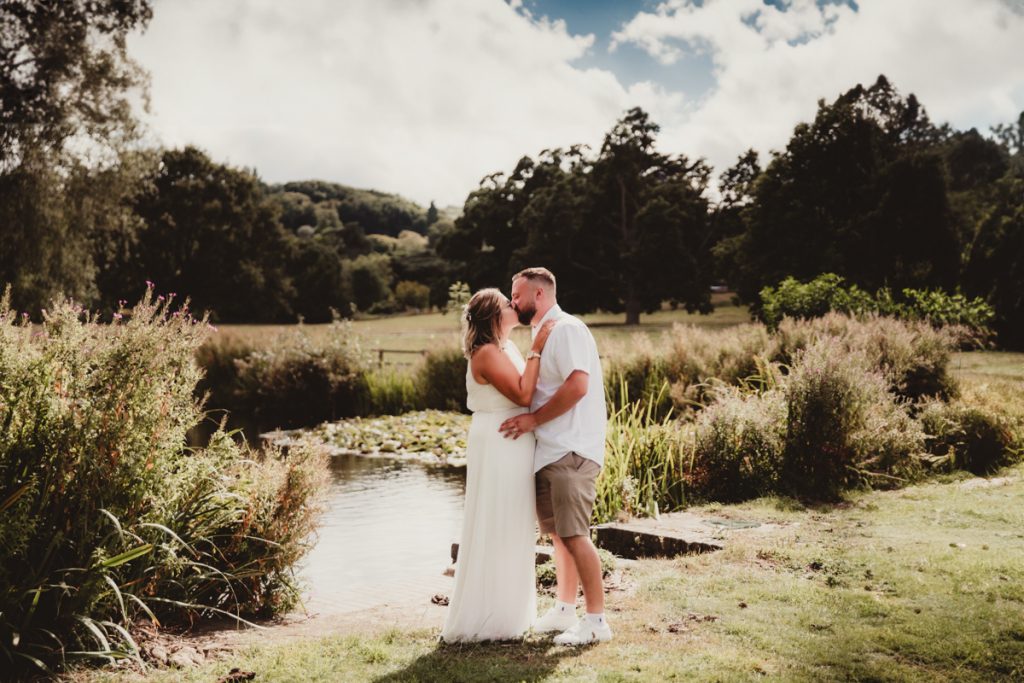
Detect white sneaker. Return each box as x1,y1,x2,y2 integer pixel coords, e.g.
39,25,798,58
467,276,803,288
534,606,578,633
553,618,613,646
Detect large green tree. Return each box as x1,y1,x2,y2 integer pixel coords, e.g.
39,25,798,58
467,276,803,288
735,76,960,303
130,147,295,322
0,0,152,167
440,110,714,324
587,108,713,323
0,0,153,314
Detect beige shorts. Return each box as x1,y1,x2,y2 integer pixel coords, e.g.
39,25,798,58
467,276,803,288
535,452,601,538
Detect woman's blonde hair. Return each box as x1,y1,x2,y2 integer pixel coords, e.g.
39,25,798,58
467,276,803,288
462,288,505,359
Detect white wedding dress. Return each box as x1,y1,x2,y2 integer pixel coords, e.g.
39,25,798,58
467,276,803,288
440,342,537,642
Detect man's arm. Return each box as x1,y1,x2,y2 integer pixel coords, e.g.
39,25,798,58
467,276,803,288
499,370,588,439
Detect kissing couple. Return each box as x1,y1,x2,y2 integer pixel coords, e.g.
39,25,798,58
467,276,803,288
440,267,612,646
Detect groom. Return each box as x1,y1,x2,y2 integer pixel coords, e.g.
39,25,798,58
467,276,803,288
499,267,611,646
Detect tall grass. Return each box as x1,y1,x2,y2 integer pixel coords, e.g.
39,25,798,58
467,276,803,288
595,383,690,523
0,289,327,676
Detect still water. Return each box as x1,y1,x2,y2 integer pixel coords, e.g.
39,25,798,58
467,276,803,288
298,453,466,613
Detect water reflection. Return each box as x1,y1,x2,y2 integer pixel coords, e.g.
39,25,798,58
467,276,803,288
298,453,466,612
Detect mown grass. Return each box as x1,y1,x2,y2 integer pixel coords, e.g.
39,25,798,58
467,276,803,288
78,464,1024,682
950,351,1024,382
216,295,749,362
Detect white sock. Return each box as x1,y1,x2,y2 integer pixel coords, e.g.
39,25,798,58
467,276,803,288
555,600,575,613
585,613,605,625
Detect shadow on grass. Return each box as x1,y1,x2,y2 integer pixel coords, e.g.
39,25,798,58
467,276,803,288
372,637,586,683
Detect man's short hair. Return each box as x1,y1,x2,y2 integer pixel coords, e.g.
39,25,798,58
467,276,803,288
513,267,556,294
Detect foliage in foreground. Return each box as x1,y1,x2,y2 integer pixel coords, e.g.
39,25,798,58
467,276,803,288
77,465,1024,683
0,290,328,676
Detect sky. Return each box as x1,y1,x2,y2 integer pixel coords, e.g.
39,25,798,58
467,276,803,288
127,0,1024,207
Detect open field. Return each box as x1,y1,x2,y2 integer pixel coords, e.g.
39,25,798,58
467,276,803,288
215,294,751,364
950,351,1024,382
77,463,1024,682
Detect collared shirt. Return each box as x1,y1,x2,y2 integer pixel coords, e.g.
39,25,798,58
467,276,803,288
530,304,607,472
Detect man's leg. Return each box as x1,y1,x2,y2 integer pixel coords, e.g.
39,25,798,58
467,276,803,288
550,533,580,604
560,534,604,613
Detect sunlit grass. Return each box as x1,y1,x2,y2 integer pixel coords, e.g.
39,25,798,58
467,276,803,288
79,464,1024,682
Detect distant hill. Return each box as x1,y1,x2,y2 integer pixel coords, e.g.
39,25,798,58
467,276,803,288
267,180,429,237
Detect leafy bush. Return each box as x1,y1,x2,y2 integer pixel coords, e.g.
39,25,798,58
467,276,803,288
231,321,371,430
603,335,673,421
918,384,1024,475
415,347,468,412
758,273,994,345
774,313,959,401
664,323,774,412
0,290,327,675
366,368,424,416
758,274,875,328
688,388,786,502
193,334,257,431
394,280,431,311
781,338,925,499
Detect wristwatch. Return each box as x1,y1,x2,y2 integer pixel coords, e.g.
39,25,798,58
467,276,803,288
526,350,542,360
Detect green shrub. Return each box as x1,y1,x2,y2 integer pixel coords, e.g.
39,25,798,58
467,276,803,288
664,323,774,412
759,274,875,328
193,334,257,430
0,289,327,675
774,313,959,401
415,347,468,412
231,321,371,430
365,368,424,416
603,335,673,421
757,273,994,345
394,280,431,311
688,388,786,502
918,385,1024,475
780,338,925,500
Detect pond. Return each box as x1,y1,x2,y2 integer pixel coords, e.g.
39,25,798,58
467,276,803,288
297,452,466,614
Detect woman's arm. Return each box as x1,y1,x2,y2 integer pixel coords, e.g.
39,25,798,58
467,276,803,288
471,321,556,407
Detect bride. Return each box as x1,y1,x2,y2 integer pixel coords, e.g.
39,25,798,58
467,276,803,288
440,287,555,642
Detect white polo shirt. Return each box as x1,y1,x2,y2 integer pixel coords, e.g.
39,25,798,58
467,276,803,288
530,305,607,472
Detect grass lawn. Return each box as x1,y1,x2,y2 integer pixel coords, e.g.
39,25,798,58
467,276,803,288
215,294,752,364
78,464,1024,682
950,351,1024,382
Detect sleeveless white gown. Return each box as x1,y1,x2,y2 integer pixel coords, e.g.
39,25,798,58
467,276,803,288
440,343,537,642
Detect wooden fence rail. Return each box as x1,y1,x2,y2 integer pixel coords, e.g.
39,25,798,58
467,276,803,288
373,348,430,368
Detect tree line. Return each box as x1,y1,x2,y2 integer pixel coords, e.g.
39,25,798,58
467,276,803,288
437,76,1023,344
1,2,1022,344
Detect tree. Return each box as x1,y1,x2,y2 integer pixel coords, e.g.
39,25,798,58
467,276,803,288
587,108,713,323
287,236,352,323
131,146,295,322
736,76,959,302
0,0,152,169
963,176,1024,346
435,158,535,290
0,0,153,315
709,150,761,287
348,253,393,312
0,148,97,313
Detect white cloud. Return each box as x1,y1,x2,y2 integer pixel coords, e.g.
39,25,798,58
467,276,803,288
128,0,684,206
129,0,1024,206
612,0,1024,176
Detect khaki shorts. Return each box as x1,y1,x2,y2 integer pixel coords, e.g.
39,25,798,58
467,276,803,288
535,452,601,538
